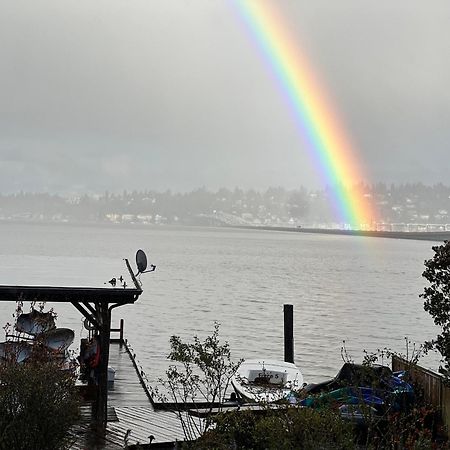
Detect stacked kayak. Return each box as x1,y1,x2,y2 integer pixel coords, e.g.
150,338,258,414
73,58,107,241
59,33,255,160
300,363,414,420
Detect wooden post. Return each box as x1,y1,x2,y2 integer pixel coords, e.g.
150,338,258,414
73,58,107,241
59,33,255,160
119,318,124,344
284,304,294,364
95,302,111,430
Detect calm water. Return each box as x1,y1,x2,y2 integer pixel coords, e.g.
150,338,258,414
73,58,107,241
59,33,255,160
0,222,441,383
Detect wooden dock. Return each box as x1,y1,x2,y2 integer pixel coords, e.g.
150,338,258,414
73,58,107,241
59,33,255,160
71,341,202,449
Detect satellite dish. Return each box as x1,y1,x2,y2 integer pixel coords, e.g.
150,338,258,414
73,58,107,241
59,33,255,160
136,249,148,274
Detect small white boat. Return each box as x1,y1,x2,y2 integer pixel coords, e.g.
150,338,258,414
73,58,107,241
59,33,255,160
231,359,304,403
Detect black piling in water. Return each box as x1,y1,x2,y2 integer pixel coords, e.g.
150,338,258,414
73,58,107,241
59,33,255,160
284,304,294,364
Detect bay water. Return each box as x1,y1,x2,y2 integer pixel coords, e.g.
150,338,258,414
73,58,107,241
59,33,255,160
0,222,440,383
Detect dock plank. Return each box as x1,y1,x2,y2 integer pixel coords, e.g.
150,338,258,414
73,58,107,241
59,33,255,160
71,341,202,449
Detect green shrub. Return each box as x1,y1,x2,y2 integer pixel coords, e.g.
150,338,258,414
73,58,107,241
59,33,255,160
154,323,242,441
0,354,80,450
192,406,355,450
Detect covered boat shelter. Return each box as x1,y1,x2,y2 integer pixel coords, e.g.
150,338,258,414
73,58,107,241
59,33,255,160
0,262,143,429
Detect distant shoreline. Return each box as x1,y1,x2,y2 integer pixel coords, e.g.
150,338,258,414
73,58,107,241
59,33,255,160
1,219,449,242
236,226,450,242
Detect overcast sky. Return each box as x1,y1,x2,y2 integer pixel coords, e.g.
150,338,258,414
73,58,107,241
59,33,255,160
1,0,449,194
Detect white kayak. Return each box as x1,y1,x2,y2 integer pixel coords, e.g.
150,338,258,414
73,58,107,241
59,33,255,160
231,359,304,403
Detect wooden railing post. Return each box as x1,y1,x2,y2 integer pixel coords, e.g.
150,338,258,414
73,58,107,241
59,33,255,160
120,318,124,343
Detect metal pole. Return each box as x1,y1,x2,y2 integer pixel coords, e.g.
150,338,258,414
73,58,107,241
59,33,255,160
284,304,294,364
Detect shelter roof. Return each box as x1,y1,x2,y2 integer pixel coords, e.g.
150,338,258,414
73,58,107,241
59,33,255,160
0,284,142,304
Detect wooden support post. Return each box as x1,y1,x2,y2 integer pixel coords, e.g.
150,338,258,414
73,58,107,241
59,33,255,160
95,302,111,430
284,304,294,364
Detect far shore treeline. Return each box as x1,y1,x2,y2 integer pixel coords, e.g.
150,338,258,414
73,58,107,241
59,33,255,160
0,182,449,228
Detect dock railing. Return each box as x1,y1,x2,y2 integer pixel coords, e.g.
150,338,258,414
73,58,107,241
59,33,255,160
109,318,156,406
110,318,124,344
392,355,450,434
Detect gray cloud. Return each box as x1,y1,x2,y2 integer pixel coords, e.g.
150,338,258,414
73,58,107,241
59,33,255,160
0,0,449,193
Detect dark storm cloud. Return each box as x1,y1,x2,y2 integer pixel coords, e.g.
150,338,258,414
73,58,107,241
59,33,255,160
0,0,449,193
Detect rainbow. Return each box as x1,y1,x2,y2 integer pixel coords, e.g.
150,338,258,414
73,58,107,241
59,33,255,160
232,0,376,229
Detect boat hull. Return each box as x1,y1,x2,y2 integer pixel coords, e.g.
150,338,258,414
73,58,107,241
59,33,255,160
232,359,303,403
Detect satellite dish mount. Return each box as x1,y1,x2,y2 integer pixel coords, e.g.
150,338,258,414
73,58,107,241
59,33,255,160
135,249,156,277
123,249,156,290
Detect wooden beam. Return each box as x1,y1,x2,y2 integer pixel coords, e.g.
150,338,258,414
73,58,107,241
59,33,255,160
124,258,141,291
0,285,141,304
71,301,100,330
82,301,97,317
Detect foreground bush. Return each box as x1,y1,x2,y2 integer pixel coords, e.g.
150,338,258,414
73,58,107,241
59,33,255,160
154,323,242,441
0,355,80,450
421,240,450,376
192,402,446,450
193,406,355,450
